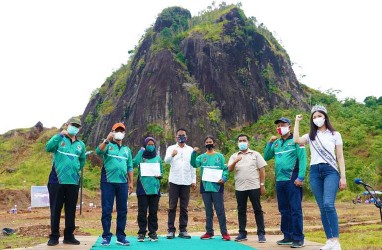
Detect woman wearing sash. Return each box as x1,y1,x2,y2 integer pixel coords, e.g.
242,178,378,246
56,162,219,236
293,105,346,250
190,135,231,241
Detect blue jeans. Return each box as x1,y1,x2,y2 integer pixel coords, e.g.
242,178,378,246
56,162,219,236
310,163,340,238
276,180,304,241
202,192,227,234
101,182,128,241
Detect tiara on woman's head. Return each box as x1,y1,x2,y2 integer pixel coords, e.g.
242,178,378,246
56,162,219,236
311,104,327,114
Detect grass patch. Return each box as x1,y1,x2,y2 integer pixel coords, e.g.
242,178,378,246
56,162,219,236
0,235,46,249
305,224,382,250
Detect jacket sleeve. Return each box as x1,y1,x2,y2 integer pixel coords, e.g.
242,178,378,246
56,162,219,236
190,151,199,168
95,145,106,155
127,148,133,173
263,142,275,161
133,150,143,168
296,142,307,181
79,141,86,169
45,134,63,152
164,145,173,164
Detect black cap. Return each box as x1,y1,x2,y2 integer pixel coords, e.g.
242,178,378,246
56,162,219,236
274,117,291,125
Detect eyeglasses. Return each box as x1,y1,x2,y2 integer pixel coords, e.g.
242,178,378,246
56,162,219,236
70,123,81,128
177,134,186,137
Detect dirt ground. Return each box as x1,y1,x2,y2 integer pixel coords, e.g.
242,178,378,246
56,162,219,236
0,189,381,241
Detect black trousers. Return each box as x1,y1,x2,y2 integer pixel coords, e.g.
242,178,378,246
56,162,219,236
137,195,160,235
235,189,265,235
47,183,79,240
167,182,191,232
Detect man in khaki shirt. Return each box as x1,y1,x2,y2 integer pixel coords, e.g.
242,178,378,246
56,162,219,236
228,134,267,243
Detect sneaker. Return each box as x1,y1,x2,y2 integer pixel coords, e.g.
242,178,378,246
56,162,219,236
235,233,247,242
63,238,80,245
320,239,341,250
137,234,145,242
101,238,111,246
277,238,293,245
222,233,231,241
200,232,214,240
291,240,304,248
116,238,130,246
167,231,175,239
179,231,191,239
47,239,59,246
149,232,158,242
258,234,267,243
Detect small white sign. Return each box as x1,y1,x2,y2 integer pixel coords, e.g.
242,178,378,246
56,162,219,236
202,168,223,183
140,163,161,177
31,186,50,207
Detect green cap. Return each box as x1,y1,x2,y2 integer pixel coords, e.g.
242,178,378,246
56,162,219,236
68,117,82,126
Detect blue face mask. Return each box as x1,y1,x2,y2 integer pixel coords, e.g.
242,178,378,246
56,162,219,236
177,135,186,143
146,145,155,152
238,142,248,151
67,125,79,136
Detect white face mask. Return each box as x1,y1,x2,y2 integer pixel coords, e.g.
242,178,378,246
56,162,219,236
313,117,325,127
277,126,290,136
113,132,125,140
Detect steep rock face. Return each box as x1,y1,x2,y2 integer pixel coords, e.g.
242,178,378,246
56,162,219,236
81,6,308,152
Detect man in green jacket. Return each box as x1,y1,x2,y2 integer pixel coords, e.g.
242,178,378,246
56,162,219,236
46,117,86,246
96,122,133,246
264,117,307,248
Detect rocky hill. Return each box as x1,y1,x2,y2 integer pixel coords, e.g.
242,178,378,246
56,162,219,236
80,5,309,150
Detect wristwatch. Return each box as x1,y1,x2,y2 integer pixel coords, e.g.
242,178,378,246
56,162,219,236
103,139,109,144
260,183,265,186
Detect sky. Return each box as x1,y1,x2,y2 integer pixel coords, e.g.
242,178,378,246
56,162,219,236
1,0,381,134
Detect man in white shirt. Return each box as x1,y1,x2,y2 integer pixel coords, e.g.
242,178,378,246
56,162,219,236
164,128,196,239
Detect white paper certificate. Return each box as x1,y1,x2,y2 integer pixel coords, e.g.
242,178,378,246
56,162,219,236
202,168,223,183
140,163,161,177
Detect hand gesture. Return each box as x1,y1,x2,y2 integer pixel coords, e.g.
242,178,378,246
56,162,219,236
235,155,242,163
269,135,277,143
191,183,196,191
296,114,303,122
106,132,114,141
294,179,303,187
260,185,266,195
128,183,133,195
171,149,178,157
61,129,68,136
339,177,347,191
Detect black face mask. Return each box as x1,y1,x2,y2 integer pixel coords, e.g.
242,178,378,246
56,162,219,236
177,136,186,143
205,144,214,150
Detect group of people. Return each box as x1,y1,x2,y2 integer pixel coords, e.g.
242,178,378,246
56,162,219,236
45,104,346,250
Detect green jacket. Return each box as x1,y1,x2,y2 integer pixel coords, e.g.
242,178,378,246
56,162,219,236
133,150,163,196
46,134,86,185
190,151,229,193
263,134,307,181
95,141,133,183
